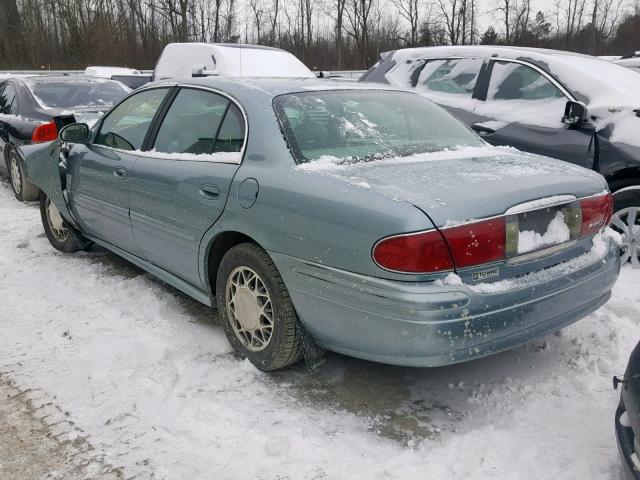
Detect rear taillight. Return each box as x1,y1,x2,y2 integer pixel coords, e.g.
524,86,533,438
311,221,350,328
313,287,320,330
373,217,506,274
373,229,454,273
580,192,613,237
441,218,506,268
31,121,58,142
374,192,612,274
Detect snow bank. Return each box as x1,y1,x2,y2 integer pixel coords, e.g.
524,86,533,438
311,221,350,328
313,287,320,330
84,66,142,78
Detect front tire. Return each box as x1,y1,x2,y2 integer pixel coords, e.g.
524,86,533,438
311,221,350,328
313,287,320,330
216,243,303,371
9,148,40,201
611,187,640,267
40,193,89,253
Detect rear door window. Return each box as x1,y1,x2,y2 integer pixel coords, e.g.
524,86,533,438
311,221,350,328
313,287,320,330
418,59,483,95
94,88,169,151
152,88,245,161
0,83,17,114
487,61,565,101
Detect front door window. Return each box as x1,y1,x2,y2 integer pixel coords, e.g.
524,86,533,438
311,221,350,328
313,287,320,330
95,88,169,151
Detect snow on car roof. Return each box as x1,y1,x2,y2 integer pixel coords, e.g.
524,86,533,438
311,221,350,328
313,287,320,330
386,45,640,108
153,42,315,80
84,66,143,77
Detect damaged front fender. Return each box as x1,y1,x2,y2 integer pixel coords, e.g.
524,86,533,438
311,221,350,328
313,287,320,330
18,140,76,227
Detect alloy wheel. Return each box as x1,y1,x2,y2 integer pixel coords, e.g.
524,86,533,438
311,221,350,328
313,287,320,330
226,266,274,351
45,198,69,242
611,206,640,267
10,156,22,195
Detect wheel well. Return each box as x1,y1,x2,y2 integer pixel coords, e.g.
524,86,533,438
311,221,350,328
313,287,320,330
606,167,640,191
206,231,256,295
3,143,13,170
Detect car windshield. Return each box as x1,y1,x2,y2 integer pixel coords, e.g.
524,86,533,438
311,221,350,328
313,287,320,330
24,77,130,109
273,89,483,164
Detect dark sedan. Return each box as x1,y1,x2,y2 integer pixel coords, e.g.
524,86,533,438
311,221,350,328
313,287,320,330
0,75,130,200
362,46,640,266
617,341,640,478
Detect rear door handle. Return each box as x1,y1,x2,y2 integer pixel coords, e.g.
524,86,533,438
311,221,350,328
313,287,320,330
471,123,496,136
199,185,220,199
113,167,128,179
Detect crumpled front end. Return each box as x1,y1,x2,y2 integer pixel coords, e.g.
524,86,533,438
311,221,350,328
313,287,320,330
18,140,75,226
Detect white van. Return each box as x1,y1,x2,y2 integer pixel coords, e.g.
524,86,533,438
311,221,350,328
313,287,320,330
153,43,314,80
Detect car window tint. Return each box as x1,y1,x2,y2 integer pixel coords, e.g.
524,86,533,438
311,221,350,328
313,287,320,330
0,83,17,114
487,61,565,101
418,59,483,95
153,89,230,155
95,88,168,151
213,103,245,153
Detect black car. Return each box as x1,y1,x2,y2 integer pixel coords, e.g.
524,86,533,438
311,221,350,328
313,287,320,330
616,341,640,478
361,46,640,266
0,75,130,200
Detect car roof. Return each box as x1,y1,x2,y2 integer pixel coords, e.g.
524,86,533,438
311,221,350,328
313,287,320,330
383,45,596,62
143,76,403,100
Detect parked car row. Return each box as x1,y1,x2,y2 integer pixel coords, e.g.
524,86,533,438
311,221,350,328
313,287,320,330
0,42,636,476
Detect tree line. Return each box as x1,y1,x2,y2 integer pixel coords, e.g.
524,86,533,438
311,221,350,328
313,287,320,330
0,0,638,71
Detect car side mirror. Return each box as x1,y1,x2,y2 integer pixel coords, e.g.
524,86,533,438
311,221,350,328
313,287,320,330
562,101,587,125
59,123,91,144
192,64,217,78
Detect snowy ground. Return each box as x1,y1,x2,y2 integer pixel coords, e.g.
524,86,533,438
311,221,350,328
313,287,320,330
0,177,637,479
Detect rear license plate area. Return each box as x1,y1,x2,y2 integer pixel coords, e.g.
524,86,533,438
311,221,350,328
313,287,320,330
505,202,582,258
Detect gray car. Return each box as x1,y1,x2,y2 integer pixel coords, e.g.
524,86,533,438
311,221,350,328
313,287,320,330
20,77,620,371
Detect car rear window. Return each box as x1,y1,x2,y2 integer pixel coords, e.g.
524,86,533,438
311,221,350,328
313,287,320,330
25,78,130,110
273,89,483,164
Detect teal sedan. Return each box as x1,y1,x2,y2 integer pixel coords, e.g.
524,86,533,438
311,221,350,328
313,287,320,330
21,78,620,371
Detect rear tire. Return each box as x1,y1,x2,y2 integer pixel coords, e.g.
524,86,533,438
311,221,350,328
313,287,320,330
611,187,640,267
216,242,303,371
9,148,40,202
40,193,89,253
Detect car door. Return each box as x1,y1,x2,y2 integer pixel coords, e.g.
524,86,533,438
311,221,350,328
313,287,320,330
470,59,595,169
67,87,171,256
128,87,245,286
387,57,487,127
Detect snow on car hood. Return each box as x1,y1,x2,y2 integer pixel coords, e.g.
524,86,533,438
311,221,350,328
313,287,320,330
297,145,607,226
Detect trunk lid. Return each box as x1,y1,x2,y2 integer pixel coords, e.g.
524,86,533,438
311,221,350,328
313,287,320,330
303,146,609,279
313,146,606,227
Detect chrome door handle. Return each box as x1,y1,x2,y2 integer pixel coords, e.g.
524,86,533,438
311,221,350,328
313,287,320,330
199,185,220,199
113,167,128,179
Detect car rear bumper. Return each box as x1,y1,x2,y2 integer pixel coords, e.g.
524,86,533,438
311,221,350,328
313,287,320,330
617,397,640,479
270,234,620,367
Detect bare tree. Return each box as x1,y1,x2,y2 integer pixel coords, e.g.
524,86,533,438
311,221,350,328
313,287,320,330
392,0,420,46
